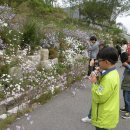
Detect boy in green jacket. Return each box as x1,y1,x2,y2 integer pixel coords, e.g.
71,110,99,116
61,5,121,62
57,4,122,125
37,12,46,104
89,47,120,130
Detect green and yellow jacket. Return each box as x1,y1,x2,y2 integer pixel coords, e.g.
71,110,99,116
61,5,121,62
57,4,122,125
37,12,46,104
91,67,120,129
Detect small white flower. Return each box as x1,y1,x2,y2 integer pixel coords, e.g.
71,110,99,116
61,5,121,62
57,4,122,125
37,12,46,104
9,30,12,34
2,23,8,27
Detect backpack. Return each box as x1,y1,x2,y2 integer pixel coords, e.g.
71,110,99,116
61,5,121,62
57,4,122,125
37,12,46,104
127,44,130,54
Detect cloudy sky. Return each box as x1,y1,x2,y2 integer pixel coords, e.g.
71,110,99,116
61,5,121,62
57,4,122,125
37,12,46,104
56,0,130,34
116,15,130,34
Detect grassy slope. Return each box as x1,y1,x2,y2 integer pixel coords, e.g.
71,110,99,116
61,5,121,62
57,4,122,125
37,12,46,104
11,1,98,34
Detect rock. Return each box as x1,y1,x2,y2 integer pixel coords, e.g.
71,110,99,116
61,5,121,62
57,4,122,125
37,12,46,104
28,55,40,64
40,58,58,69
40,60,52,69
51,58,58,65
0,104,6,115
40,49,49,61
9,67,23,79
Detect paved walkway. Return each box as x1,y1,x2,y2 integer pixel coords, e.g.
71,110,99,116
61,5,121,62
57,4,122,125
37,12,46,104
8,62,130,130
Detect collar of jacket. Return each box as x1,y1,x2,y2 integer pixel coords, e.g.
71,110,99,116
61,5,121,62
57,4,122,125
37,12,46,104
101,66,116,77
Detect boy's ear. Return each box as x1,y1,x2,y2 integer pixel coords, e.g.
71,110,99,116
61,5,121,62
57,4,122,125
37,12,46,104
105,60,108,63
106,60,111,64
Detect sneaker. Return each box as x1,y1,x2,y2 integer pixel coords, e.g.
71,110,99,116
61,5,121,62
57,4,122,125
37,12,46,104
81,116,91,123
120,107,127,112
122,112,130,119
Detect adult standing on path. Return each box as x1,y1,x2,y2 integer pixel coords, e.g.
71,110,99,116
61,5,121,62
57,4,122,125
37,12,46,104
90,47,120,130
121,40,128,53
120,53,130,119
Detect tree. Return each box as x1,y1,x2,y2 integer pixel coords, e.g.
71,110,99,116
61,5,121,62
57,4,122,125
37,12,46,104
80,0,130,25
0,0,27,6
43,0,57,6
110,0,130,21
62,0,83,19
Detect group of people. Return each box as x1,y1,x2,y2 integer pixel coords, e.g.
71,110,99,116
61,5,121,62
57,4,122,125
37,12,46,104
81,36,130,130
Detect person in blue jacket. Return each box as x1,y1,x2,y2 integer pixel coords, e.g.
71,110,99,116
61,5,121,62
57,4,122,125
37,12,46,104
120,53,130,119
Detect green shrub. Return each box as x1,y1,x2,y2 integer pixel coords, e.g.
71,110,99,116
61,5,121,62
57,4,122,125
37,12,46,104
28,0,53,15
0,115,16,130
58,33,70,62
53,87,61,95
0,27,22,55
49,48,58,59
0,64,10,77
54,63,67,75
0,91,5,99
0,57,20,77
34,90,52,104
21,20,40,54
0,0,27,7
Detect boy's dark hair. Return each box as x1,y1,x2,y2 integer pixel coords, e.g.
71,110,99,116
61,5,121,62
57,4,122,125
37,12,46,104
97,47,118,64
90,36,97,41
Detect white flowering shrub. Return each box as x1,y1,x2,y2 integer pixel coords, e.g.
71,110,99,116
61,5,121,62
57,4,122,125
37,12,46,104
0,26,22,55
40,32,59,48
62,37,84,64
63,29,90,43
0,6,15,28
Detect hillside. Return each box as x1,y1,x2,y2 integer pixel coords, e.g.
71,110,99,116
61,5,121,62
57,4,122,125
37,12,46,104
0,0,126,53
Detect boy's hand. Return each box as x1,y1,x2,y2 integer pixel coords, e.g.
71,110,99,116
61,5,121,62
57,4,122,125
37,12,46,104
90,59,94,66
89,72,97,83
95,67,101,74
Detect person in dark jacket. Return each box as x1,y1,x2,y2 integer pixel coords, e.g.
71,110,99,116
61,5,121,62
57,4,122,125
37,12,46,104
115,44,121,59
121,53,130,119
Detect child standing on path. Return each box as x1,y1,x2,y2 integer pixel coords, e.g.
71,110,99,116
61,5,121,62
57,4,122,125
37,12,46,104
87,36,99,76
89,47,120,130
81,41,106,123
120,53,130,119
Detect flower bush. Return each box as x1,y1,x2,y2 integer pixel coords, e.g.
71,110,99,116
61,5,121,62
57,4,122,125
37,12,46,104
40,31,59,48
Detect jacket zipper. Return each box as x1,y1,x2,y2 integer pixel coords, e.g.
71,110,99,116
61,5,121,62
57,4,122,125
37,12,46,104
96,104,99,121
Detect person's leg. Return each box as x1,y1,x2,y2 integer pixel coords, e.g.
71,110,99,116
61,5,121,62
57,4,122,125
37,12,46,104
95,127,108,130
87,59,95,76
81,107,91,122
88,107,91,119
124,91,130,112
122,91,130,119
122,90,127,110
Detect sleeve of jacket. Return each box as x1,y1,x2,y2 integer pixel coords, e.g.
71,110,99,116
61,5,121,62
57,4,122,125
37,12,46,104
91,77,115,103
126,64,130,69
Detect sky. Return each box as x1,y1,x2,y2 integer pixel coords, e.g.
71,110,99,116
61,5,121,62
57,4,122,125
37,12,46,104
116,15,130,34
56,0,130,34
55,0,69,7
